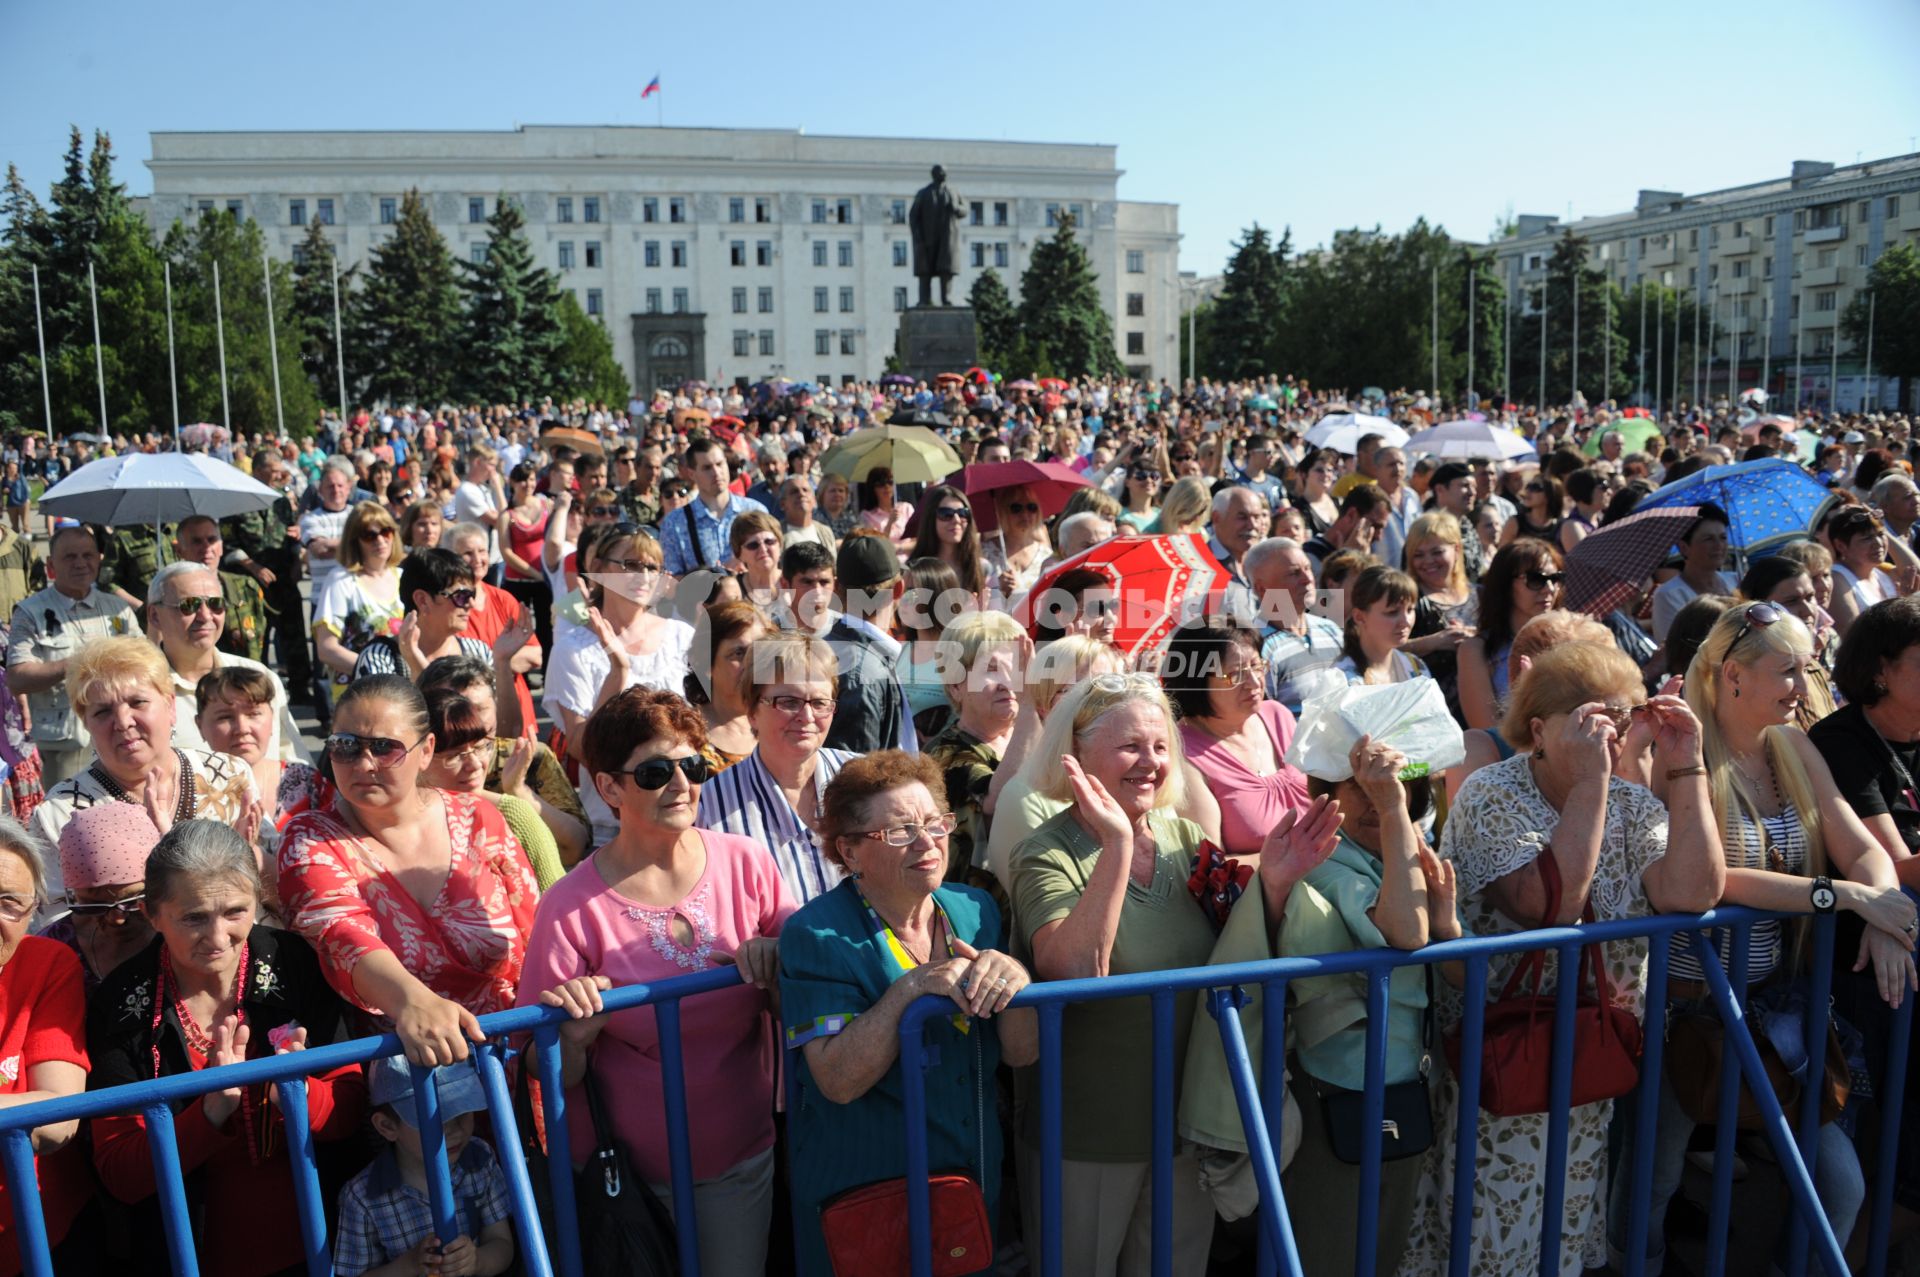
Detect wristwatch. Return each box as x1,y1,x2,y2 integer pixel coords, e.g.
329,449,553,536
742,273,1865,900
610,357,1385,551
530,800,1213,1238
1809,875,1837,915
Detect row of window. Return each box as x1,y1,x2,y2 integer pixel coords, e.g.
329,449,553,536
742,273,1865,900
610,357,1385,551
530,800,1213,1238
731,330,779,356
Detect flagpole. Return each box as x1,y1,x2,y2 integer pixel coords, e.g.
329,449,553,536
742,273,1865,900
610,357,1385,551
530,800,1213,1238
30,265,51,443
1761,299,1771,404
1502,263,1511,409
1571,271,1580,405
1467,261,1476,406
213,259,231,430
1430,266,1438,399
88,262,108,434
1603,280,1611,404
1637,284,1646,407
1865,291,1877,413
1655,287,1664,418
331,256,347,421
165,261,180,439
1829,302,1839,414
1538,280,1547,413
1794,279,1804,412
262,247,286,438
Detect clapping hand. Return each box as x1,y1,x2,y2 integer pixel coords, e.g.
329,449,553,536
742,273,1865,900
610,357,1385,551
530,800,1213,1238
491,610,535,662
201,1016,252,1128
1061,754,1131,849
142,761,179,835
1258,794,1343,891
585,605,626,667
1416,841,1462,941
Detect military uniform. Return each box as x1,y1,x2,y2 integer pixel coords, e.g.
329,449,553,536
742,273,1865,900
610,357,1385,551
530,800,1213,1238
618,483,661,530
215,569,269,663
221,493,311,693
99,523,166,611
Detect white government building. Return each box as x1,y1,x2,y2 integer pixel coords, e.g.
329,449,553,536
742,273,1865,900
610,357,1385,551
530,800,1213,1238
141,126,1183,394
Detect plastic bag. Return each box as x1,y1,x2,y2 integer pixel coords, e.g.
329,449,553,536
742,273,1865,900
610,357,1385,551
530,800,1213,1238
1284,678,1466,782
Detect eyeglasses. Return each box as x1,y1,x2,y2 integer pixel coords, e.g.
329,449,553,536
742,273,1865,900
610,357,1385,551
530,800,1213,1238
438,736,495,765
1729,601,1784,651
936,506,972,522
1089,671,1163,696
0,894,34,924
767,694,837,719
1597,702,1651,735
169,594,227,617
741,537,780,553
1219,659,1268,687
65,892,145,919
360,527,396,541
437,587,477,608
854,813,957,847
1007,502,1041,515
622,754,714,791
324,733,427,766
602,558,661,573
1522,571,1566,590
588,505,620,518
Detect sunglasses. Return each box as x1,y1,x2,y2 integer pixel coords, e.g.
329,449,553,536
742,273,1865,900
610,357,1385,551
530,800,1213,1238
360,527,396,541
1522,571,1566,590
588,505,620,518
324,733,426,766
602,557,661,573
437,587,477,608
1729,601,1784,650
936,506,972,522
1128,468,1159,482
169,594,227,617
65,892,145,919
1524,482,1546,493
1006,502,1041,515
623,754,713,790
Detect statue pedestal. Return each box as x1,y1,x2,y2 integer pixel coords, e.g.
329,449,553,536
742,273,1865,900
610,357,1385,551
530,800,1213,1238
894,307,978,383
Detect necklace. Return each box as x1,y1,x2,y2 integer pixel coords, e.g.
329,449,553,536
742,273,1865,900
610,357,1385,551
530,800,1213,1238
90,748,196,826
153,941,269,1164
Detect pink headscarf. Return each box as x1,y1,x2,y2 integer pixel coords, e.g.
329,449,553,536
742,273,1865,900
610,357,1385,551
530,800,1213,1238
58,803,159,892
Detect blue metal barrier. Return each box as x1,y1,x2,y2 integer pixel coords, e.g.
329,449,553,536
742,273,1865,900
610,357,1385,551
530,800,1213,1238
888,902,1914,1277
0,904,1910,1277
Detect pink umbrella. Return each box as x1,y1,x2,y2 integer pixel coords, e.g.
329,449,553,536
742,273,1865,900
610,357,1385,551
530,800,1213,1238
948,460,1090,535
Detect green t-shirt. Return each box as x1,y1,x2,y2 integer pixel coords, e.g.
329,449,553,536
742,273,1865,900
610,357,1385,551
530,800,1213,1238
1009,806,1217,1161
1281,836,1430,1090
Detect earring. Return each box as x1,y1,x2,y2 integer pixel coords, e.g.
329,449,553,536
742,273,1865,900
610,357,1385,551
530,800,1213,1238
1733,686,1740,698
1532,748,1546,761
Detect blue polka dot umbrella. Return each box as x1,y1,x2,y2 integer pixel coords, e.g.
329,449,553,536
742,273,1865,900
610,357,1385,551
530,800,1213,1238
1632,459,1838,551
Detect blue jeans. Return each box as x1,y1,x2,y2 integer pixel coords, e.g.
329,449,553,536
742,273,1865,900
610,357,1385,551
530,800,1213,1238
1607,1029,1865,1275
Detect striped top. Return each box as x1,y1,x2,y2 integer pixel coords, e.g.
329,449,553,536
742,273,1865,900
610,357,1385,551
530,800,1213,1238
694,747,858,905
1670,801,1808,985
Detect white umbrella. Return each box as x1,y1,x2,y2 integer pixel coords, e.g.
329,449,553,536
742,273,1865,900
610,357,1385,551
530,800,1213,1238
38,452,279,528
1304,412,1408,454
1404,419,1538,462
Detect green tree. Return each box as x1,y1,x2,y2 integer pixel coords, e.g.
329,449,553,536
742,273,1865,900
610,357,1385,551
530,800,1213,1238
162,210,318,435
555,290,631,404
1179,298,1216,385
348,189,461,405
967,268,1019,372
1015,214,1122,378
457,196,566,403
1208,224,1289,379
1843,242,1920,388
290,218,355,417
1447,246,1506,404
1506,231,1643,409
0,164,55,433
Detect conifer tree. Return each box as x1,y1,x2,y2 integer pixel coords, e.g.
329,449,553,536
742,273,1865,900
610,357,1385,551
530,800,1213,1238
348,189,461,405
1016,214,1123,377
457,196,566,403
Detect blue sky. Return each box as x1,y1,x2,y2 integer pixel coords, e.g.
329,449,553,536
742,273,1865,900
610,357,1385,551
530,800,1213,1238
5,0,1917,276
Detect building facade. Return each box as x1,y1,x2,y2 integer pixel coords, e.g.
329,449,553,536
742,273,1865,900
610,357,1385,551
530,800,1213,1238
1489,153,1920,410
141,126,1182,394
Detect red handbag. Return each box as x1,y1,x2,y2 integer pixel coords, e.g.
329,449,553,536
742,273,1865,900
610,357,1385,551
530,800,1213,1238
1442,850,1644,1116
820,1174,993,1277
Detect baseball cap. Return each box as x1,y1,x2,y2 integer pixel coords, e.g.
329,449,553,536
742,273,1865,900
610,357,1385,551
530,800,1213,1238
367,1056,488,1126
836,535,901,592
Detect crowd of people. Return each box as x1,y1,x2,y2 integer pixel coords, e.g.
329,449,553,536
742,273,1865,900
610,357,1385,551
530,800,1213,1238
0,374,1916,1276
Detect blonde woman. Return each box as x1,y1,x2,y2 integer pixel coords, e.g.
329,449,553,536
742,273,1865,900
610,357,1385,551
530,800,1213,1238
311,501,403,707
1607,601,1917,1273
1402,512,1476,711
923,610,1028,892
982,484,1053,600
1145,474,1213,537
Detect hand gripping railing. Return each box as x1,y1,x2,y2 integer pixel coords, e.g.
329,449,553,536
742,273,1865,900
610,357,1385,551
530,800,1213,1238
893,901,1915,1277
0,903,1911,1277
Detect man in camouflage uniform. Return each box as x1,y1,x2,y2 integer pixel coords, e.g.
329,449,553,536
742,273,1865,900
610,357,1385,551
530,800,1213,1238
99,521,164,615
617,443,663,529
173,515,268,663
219,449,311,698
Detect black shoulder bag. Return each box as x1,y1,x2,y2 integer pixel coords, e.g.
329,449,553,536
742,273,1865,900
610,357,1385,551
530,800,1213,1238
1307,967,1436,1165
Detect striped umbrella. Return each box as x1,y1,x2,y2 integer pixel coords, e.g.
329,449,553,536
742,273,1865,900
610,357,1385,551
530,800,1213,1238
1564,506,1702,617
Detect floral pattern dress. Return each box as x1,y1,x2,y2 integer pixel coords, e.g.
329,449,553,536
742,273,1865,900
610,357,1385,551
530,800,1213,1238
311,570,403,703
277,789,539,1022
1397,752,1669,1277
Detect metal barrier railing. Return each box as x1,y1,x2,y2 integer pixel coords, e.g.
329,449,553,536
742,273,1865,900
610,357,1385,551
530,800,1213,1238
0,905,1910,1277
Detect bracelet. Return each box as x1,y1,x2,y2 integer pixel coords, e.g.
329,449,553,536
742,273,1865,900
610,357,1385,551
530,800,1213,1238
1666,765,1708,780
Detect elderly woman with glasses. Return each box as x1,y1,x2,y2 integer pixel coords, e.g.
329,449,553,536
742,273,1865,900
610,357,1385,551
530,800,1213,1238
43,802,160,990
311,500,403,708
545,527,695,845
780,750,1038,1277
279,674,538,1066
1603,600,1915,1274
523,687,793,1277
698,634,860,905
0,817,91,1275
29,637,257,904
1008,672,1342,1274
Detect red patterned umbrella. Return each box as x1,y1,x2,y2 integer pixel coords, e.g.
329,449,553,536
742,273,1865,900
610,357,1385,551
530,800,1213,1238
1564,505,1701,616
948,460,1090,534
1012,534,1232,660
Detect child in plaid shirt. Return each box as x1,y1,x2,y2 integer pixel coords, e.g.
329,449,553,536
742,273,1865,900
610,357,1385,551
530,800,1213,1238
334,1057,515,1277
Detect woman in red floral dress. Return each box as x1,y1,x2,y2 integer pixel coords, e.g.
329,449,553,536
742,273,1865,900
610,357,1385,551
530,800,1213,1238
278,674,538,1065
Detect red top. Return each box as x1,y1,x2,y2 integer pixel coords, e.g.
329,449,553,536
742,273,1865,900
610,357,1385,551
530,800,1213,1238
504,503,550,582
0,939,89,1276
465,581,540,735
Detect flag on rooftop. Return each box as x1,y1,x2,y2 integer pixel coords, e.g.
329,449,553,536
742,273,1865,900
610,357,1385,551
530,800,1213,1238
641,75,661,99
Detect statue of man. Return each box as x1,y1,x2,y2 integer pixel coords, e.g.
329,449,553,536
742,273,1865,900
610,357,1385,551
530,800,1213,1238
909,164,964,307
